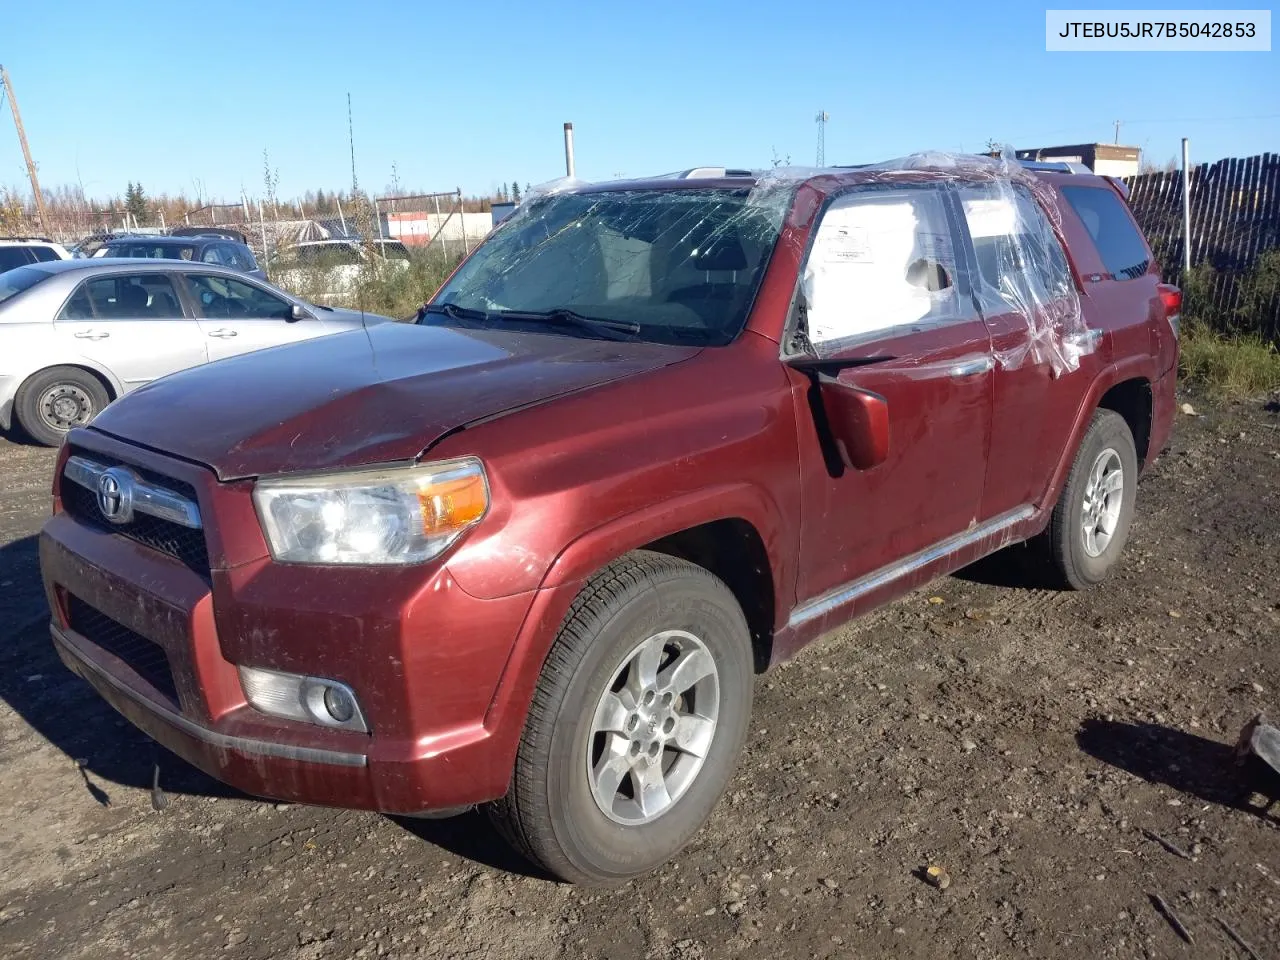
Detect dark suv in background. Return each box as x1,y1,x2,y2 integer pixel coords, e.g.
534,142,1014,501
92,234,266,280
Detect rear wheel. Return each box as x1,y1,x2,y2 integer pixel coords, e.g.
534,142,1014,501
14,366,110,447
488,551,754,885
1044,409,1138,589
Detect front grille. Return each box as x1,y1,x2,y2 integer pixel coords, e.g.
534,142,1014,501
66,595,179,704
60,451,211,579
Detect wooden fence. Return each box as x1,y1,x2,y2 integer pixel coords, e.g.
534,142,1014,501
1123,153,1280,339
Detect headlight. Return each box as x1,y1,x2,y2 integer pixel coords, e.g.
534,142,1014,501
253,457,489,565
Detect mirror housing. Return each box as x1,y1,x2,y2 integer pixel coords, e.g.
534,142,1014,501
815,374,889,470
289,303,310,322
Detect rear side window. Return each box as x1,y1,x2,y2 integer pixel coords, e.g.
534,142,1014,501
29,246,61,263
58,274,186,320
0,247,32,271
1060,185,1150,281
959,183,1074,316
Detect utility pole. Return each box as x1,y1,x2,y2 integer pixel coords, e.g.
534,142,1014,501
1113,119,1122,144
815,111,829,167
0,65,50,231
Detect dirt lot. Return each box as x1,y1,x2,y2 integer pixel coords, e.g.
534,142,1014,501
1,398,1277,960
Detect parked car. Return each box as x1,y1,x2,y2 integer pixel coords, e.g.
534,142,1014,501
92,234,267,281
0,259,392,445
273,238,410,304
0,236,72,270
39,156,1179,884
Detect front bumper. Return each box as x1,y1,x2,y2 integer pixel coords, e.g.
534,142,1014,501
39,431,552,814
0,374,17,430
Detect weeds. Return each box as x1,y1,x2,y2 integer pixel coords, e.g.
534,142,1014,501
271,246,463,320
1179,319,1280,398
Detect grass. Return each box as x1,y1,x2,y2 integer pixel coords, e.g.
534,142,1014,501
1179,319,1280,398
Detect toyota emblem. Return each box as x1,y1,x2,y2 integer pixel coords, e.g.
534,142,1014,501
96,467,135,524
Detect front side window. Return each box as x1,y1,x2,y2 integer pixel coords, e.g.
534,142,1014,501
186,274,291,319
1060,185,1150,280
800,186,964,351
57,273,185,320
431,187,788,346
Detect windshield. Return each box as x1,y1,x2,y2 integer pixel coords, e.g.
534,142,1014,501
429,187,787,346
0,265,51,306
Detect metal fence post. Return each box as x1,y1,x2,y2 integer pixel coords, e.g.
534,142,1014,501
1181,138,1192,276
459,188,469,255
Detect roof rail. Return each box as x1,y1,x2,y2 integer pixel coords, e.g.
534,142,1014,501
1017,159,1094,175
0,235,56,243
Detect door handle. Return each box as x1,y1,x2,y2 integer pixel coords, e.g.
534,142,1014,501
949,356,994,378
206,329,239,338
73,330,110,340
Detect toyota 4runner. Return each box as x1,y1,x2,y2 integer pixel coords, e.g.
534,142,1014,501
40,155,1179,884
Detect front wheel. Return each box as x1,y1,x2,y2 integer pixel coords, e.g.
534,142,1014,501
1043,409,1139,589
14,366,110,447
488,551,754,885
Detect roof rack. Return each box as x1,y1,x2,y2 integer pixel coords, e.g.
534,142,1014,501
0,235,56,243
1017,159,1094,175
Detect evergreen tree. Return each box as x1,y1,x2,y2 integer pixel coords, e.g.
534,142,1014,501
124,182,149,225
511,181,521,202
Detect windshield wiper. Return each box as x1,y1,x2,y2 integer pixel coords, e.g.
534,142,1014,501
493,308,641,337
419,302,492,324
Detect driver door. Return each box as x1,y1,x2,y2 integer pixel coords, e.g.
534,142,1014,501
790,183,996,606
183,273,323,361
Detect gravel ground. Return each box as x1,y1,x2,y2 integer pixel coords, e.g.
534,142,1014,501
1,398,1277,960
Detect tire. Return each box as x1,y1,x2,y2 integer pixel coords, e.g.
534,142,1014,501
14,366,110,447
488,550,754,885
1044,409,1138,590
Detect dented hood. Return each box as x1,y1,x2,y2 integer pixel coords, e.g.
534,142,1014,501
90,322,699,480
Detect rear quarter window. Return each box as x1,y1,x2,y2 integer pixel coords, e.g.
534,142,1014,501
0,265,51,306
1060,185,1150,281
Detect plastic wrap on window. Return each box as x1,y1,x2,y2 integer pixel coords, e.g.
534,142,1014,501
772,151,1090,377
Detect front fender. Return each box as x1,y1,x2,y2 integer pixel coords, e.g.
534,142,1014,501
541,482,790,604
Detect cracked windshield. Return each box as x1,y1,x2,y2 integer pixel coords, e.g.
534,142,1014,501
427,188,789,345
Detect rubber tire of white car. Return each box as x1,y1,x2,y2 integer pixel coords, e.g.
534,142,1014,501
488,551,754,885
14,366,110,447
1044,409,1139,590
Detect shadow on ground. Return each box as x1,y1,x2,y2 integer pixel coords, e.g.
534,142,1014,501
0,534,236,806
953,541,1055,590
390,811,553,881
1076,717,1279,818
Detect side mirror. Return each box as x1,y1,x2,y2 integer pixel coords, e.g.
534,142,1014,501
815,374,889,470
289,303,310,322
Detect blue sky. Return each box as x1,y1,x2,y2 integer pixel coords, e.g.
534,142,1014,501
2,0,1276,203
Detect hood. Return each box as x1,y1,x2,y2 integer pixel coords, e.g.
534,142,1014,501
314,305,395,325
90,323,699,480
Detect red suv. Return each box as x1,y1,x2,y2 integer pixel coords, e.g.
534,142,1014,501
40,156,1179,884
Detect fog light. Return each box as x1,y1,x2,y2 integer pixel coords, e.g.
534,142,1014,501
238,665,368,733
323,685,356,723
